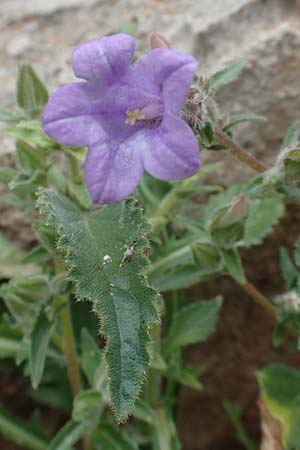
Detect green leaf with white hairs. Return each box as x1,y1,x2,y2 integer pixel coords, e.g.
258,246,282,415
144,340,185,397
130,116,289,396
163,297,222,355
208,60,246,94
17,65,48,119
244,196,284,247
282,122,300,149
223,114,267,132
37,190,158,422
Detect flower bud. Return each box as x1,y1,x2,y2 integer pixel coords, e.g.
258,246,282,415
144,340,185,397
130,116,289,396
209,195,250,245
149,32,171,50
191,242,221,271
278,147,300,188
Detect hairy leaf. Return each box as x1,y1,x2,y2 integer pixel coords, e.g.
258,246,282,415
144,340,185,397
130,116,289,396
163,297,222,355
244,196,284,246
223,114,266,132
208,60,246,94
37,190,158,421
282,122,300,149
17,65,48,119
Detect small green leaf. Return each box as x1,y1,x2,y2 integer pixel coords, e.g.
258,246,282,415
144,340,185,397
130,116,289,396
208,60,246,94
48,419,88,450
279,247,298,289
223,248,246,284
133,400,156,425
37,190,158,422
72,390,103,427
17,65,48,118
20,246,50,265
151,408,181,450
16,140,42,173
174,367,203,390
0,406,47,450
244,196,284,246
0,110,24,123
93,425,138,450
80,328,102,387
224,402,257,450
223,114,266,132
258,364,300,450
282,122,300,149
29,310,55,389
163,298,222,354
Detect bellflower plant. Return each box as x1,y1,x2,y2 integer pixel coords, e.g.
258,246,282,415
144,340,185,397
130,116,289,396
43,34,200,204
1,29,300,450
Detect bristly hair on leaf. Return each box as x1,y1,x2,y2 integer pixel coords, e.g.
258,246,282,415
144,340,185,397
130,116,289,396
37,189,159,422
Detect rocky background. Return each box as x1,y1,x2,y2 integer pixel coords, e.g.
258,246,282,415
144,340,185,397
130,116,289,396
1,1,300,449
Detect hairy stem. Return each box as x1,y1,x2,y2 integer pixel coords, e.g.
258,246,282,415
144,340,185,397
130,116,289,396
240,281,276,316
60,301,82,397
214,126,268,173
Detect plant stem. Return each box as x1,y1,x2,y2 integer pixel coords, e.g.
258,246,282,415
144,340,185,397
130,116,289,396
60,301,82,397
240,281,276,316
214,126,268,173
143,323,162,406
68,154,83,184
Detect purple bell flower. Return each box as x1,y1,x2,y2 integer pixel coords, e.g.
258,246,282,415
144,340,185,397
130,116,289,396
43,34,201,204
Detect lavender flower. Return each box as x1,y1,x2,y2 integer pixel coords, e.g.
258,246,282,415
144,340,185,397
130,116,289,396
43,34,200,204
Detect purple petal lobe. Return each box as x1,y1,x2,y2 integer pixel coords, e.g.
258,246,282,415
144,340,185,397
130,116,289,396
142,113,200,181
84,137,144,204
42,83,106,147
135,48,198,113
72,34,136,83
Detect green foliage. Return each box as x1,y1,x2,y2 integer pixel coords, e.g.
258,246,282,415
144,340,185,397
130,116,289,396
244,195,284,246
258,364,300,450
48,419,88,450
223,248,246,284
37,190,158,421
223,113,267,132
29,309,55,388
163,297,222,355
208,60,246,94
17,65,48,118
93,423,138,450
0,406,47,450
224,402,257,450
282,122,300,149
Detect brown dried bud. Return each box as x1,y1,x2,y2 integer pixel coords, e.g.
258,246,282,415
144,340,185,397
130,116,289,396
149,32,171,50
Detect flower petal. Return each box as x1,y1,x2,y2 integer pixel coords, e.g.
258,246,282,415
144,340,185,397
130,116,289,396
134,48,198,113
72,34,136,83
43,83,106,147
142,113,200,181
85,138,144,204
